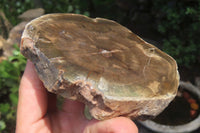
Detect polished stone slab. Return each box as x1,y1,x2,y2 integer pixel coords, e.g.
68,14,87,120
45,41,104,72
21,14,179,120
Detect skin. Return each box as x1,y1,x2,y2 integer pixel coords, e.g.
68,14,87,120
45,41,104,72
16,60,138,133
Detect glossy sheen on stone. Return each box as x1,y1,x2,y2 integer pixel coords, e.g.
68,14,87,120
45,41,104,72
20,14,179,120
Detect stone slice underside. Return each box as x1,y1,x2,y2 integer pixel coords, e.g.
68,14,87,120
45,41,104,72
20,14,179,120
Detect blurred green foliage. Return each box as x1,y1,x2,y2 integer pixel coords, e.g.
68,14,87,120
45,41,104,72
152,0,200,66
0,0,35,25
41,0,90,16
0,45,26,132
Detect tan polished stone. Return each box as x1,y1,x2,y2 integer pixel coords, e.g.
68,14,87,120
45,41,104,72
20,14,179,120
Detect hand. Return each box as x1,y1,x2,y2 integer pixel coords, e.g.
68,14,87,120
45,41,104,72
16,60,138,133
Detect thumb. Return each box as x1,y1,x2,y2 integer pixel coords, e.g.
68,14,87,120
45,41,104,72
16,60,48,129
84,117,138,133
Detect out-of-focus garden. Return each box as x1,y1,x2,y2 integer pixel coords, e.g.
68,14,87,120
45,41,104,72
0,0,200,132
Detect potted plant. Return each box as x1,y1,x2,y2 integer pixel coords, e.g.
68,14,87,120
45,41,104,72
139,81,200,133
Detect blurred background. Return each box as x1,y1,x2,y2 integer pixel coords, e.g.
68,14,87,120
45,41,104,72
0,0,200,132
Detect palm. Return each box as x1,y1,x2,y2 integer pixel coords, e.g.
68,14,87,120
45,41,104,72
42,94,91,133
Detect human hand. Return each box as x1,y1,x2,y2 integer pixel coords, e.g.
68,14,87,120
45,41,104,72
16,60,138,133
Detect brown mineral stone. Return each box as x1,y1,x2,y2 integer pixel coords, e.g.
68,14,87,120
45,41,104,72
18,8,45,21
20,14,179,120
7,22,28,45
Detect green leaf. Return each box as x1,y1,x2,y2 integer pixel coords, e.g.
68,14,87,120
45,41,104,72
185,7,196,15
83,11,90,17
0,103,10,113
67,5,73,12
4,79,18,88
13,50,21,56
9,93,18,105
75,9,80,14
0,121,6,131
158,25,166,33
10,87,19,93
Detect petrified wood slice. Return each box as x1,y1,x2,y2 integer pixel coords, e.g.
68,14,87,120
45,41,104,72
20,14,179,120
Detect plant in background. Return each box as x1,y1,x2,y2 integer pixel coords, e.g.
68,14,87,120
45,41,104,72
0,0,34,26
41,0,90,16
0,45,26,132
41,0,128,23
152,0,200,67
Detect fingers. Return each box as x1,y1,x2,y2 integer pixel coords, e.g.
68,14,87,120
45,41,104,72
62,99,85,117
84,117,138,133
17,60,48,127
54,100,86,133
